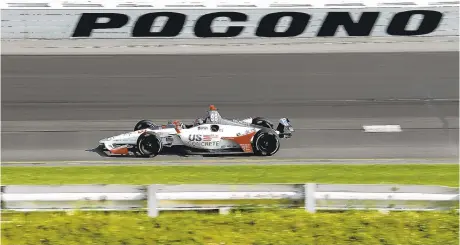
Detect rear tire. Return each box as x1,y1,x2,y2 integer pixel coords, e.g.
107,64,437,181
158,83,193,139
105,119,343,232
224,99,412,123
251,128,280,156
252,117,274,129
134,120,157,131
136,132,162,157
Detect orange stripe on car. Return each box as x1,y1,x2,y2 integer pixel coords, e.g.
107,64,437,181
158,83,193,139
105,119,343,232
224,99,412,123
110,147,129,155
222,131,256,153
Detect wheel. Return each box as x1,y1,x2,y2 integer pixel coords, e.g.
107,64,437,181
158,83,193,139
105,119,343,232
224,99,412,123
252,117,274,129
136,132,163,157
251,128,280,156
134,120,157,131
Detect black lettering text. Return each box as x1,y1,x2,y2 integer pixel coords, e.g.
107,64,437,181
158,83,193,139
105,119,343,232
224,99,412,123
71,10,445,39
256,12,310,37
132,12,186,37
188,135,203,141
387,10,443,36
72,13,129,37
317,12,380,37
194,12,247,38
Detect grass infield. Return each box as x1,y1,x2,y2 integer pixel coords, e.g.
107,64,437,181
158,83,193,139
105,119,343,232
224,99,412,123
1,164,458,186
2,210,459,245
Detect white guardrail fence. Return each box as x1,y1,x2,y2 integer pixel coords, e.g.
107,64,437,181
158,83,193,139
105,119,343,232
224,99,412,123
1,0,459,39
1,183,458,217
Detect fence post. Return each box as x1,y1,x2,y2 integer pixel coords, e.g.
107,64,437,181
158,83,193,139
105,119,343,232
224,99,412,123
147,184,158,217
1,186,5,210
304,183,316,213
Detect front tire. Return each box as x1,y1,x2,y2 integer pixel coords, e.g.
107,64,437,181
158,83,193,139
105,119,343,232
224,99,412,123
251,128,280,156
136,132,162,157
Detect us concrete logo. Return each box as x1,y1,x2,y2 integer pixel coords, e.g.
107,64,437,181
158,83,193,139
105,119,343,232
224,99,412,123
72,10,443,38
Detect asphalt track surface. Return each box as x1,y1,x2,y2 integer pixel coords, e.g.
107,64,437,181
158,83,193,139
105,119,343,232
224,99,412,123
1,52,459,165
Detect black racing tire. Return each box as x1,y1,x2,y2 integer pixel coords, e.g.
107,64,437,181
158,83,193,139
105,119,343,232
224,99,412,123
136,132,163,157
252,117,275,129
134,120,158,131
251,128,280,156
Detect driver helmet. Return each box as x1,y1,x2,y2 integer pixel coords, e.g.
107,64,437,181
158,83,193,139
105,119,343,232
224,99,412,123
194,118,204,126
171,120,185,129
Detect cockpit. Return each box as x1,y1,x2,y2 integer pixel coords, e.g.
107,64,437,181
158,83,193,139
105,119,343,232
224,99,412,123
194,105,221,125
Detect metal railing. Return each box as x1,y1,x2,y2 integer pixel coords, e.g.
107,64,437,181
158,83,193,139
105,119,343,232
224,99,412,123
1,183,458,217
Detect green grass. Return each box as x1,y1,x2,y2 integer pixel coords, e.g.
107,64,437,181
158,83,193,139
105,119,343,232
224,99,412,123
1,164,458,186
2,210,459,245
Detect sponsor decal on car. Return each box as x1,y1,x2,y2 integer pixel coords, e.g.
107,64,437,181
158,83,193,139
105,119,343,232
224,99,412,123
190,141,220,147
135,129,148,134
188,134,221,147
220,142,240,149
245,129,256,134
232,119,250,125
188,134,219,142
240,144,252,152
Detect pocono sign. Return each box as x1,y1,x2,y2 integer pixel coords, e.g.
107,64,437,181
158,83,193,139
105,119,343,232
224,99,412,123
71,10,444,38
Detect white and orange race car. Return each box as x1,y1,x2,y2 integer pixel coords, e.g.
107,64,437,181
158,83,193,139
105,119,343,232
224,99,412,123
91,105,294,158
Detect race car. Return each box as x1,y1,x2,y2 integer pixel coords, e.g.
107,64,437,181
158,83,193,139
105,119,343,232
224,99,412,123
91,105,294,158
